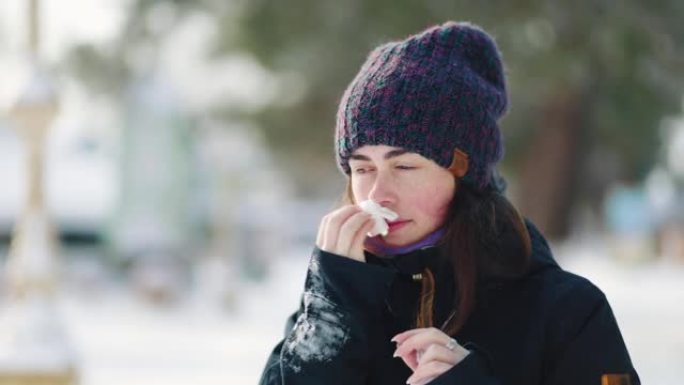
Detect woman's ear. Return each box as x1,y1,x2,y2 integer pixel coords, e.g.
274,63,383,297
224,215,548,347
447,148,469,178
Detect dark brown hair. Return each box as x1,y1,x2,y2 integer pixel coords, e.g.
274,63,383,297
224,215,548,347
342,177,532,336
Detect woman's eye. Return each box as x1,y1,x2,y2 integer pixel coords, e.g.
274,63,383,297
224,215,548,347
396,165,415,170
353,167,371,174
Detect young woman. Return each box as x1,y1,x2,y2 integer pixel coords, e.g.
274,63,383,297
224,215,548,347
259,21,639,385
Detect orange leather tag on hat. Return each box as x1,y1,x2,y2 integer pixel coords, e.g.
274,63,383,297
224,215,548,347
447,148,469,177
601,374,631,385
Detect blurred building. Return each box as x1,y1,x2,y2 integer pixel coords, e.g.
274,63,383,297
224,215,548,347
0,118,115,243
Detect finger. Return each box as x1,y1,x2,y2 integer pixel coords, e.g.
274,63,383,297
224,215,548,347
392,328,428,344
318,214,331,248
411,361,452,382
407,361,452,385
417,344,460,366
348,217,375,262
321,206,359,251
316,215,326,247
394,347,420,372
396,327,456,355
394,332,428,370
413,376,437,385
335,211,372,256
394,328,448,357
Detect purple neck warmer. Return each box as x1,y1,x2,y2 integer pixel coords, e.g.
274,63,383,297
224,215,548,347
365,227,445,257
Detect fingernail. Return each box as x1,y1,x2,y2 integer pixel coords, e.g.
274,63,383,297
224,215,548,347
392,349,399,357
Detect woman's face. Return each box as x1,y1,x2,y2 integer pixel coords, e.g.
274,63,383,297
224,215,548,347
349,145,456,247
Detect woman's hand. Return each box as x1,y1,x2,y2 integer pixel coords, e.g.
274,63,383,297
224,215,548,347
316,205,375,262
392,327,471,385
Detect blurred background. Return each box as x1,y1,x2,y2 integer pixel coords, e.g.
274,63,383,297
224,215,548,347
0,0,682,384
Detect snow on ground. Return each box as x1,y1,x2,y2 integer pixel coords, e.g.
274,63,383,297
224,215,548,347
1,241,682,385
56,248,310,385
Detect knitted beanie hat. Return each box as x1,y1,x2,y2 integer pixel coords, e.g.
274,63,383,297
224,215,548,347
335,21,507,192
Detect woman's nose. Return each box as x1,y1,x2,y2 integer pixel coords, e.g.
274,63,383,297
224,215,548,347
368,170,396,204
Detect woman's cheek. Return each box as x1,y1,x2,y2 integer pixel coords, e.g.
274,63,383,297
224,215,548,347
416,186,452,219
432,184,454,217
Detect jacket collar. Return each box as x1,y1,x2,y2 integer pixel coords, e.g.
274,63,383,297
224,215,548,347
365,246,448,277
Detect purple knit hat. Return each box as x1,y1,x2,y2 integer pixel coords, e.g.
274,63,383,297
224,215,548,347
335,21,507,192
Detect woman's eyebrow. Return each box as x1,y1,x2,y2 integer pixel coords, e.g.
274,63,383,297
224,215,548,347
349,149,409,161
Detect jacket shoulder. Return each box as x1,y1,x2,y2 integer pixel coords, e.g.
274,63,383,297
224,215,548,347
534,268,616,347
540,268,606,303
534,269,640,384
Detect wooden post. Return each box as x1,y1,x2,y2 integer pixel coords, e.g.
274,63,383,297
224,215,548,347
0,0,78,383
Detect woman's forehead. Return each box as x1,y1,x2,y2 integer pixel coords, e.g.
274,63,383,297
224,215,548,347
351,144,417,158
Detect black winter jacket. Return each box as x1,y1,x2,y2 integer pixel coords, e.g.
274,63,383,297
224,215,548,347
259,221,640,385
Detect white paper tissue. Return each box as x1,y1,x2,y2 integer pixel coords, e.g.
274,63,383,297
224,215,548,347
358,200,399,237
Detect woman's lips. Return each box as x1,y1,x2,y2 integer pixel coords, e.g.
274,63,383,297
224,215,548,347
387,220,410,232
